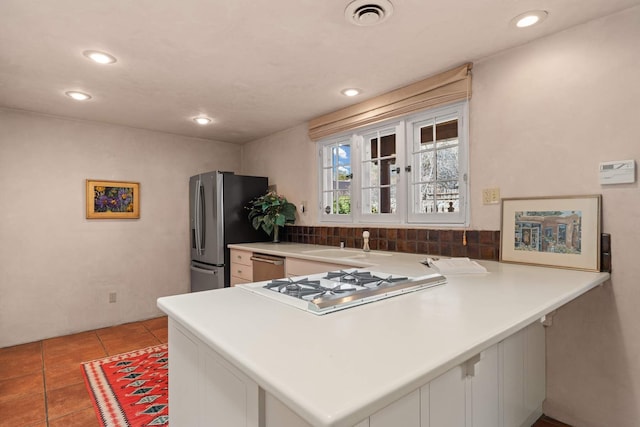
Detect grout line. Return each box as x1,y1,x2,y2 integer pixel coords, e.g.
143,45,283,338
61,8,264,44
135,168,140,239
94,330,109,356
40,340,50,427
141,320,163,345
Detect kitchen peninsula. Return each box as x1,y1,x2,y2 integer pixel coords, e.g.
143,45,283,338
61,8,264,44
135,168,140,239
157,243,609,427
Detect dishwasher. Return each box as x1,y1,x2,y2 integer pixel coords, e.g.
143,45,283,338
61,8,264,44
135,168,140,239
251,253,285,282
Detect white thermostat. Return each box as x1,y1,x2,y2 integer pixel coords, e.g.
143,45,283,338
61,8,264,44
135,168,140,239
599,159,636,184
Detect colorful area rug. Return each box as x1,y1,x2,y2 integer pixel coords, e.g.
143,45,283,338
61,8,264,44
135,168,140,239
81,344,169,427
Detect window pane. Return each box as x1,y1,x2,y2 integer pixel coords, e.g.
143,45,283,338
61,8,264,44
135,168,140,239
435,119,458,142
322,190,351,215
415,183,435,213
436,181,459,213
322,191,336,214
436,145,458,181
361,130,397,216
418,151,435,182
336,190,351,214
321,139,351,218
419,119,435,150
336,144,350,166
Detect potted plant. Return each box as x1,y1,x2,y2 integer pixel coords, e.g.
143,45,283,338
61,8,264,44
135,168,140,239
247,191,296,243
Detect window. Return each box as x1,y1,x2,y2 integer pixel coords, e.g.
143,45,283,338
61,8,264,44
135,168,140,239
318,101,468,225
319,136,352,221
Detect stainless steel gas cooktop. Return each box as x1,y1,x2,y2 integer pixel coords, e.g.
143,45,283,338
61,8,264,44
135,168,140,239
239,269,446,315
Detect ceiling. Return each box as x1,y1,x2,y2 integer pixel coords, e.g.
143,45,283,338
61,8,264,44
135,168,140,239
1,0,639,144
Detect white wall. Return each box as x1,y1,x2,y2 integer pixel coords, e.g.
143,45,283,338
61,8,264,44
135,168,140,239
471,7,640,427
241,124,317,224
241,7,640,427
0,109,242,347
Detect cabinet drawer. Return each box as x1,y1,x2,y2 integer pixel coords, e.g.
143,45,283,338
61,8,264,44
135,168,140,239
231,263,253,281
230,249,252,267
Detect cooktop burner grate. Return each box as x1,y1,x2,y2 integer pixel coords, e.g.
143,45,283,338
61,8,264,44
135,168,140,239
252,268,446,315
323,270,408,286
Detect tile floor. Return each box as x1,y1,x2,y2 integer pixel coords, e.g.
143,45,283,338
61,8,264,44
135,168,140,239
0,317,168,427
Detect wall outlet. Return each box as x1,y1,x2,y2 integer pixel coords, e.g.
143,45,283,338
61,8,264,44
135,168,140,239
109,292,117,303
482,188,500,205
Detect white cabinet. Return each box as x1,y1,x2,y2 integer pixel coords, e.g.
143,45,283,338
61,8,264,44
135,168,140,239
264,393,313,427
427,364,467,427
499,322,545,427
168,319,259,427
364,322,542,427
168,316,544,427
370,389,421,427
469,344,499,427
424,344,498,427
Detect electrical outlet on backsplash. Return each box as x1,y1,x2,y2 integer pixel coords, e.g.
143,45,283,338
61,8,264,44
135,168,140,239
283,225,501,261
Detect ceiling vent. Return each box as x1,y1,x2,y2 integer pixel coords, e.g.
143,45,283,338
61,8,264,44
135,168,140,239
345,0,394,26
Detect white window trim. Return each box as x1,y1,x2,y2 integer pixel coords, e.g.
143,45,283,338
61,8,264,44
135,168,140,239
355,122,405,224
318,135,354,223
406,102,469,226
317,101,469,226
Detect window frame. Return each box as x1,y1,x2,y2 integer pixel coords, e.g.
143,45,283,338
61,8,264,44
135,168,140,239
317,101,469,226
405,102,469,225
355,121,405,224
318,135,354,223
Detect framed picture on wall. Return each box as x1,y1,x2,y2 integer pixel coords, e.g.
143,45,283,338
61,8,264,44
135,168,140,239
500,195,601,271
86,179,140,219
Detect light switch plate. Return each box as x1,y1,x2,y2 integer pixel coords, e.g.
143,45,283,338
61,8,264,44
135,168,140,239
599,159,635,184
482,188,500,205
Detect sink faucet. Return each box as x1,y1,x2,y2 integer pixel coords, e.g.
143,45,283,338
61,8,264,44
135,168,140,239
362,231,370,252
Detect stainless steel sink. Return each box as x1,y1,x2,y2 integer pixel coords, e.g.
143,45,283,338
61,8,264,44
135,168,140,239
302,248,392,259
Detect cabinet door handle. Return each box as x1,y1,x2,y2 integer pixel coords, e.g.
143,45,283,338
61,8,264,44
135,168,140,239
250,256,284,266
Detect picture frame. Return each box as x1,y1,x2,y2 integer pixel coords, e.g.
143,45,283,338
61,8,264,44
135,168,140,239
500,195,601,271
86,180,140,219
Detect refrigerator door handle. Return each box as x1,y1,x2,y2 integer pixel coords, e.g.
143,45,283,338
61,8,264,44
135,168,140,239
190,265,218,275
194,179,203,255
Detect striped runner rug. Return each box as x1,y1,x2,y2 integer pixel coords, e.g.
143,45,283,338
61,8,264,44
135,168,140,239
81,344,169,427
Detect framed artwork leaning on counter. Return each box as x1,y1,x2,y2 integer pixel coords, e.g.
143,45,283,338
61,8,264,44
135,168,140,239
86,179,140,219
500,195,601,271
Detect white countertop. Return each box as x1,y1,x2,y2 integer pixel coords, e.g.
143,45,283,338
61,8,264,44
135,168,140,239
158,243,609,427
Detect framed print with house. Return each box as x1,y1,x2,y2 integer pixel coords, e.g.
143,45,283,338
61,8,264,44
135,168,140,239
500,195,601,271
86,180,140,219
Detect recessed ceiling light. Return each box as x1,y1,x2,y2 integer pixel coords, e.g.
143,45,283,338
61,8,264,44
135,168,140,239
65,91,92,101
193,117,212,125
512,10,548,28
83,50,117,64
341,88,361,97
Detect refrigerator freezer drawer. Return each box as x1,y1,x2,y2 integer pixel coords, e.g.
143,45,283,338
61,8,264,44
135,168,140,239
190,263,224,292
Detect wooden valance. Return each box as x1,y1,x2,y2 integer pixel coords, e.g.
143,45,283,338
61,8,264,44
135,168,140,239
308,62,472,140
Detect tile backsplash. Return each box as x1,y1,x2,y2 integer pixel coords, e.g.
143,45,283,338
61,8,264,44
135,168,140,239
283,226,500,261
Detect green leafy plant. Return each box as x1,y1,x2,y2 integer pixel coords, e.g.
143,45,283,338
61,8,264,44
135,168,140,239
247,191,296,241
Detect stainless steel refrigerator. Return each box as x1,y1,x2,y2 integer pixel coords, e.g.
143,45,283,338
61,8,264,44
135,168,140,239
189,171,268,291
